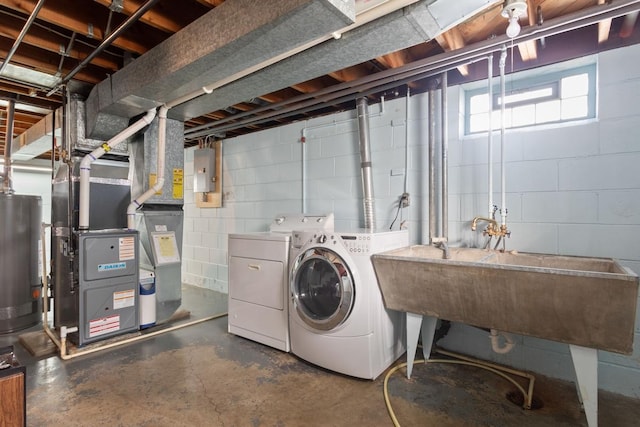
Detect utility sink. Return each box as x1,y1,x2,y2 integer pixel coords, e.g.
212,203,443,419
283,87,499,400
371,246,639,354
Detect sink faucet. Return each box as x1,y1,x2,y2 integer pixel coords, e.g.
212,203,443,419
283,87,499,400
432,237,451,259
471,216,511,251
471,216,498,233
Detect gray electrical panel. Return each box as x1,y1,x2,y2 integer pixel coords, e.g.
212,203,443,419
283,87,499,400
78,230,139,346
194,147,215,193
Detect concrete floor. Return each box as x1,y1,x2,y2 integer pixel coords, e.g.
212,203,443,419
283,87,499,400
2,284,639,426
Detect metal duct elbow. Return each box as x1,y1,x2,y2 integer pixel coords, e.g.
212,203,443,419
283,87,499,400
356,97,376,231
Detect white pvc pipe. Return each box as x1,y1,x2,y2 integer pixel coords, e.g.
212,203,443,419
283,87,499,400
79,108,156,230
498,45,508,227
490,328,516,354
404,87,410,195
56,312,227,360
127,106,167,229
487,53,494,218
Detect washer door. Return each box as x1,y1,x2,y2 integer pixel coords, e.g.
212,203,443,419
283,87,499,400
291,247,354,331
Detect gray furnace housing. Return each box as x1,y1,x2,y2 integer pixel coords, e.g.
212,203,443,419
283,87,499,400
78,230,139,346
51,99,185,344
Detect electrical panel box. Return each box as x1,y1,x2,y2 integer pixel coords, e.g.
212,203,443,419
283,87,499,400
77,230,139,346
194,148,215,193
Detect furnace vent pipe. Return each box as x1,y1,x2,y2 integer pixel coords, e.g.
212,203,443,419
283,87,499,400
127,106,167,229
356,97,376,230
2,99,15,194
78,108,156,230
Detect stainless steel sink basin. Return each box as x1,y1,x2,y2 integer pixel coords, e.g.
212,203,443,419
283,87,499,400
371,246,639,354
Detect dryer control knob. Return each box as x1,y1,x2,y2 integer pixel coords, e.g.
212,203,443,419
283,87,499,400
317,234,327,244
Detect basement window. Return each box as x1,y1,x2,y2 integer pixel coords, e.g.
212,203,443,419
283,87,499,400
464,61,596,134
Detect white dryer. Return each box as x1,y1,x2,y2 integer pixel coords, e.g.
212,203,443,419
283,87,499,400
228,213,333,352
288,229,408,379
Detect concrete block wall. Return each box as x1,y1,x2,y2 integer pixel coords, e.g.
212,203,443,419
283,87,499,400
441,44,640,398
182,44,640,397
11,168,52,272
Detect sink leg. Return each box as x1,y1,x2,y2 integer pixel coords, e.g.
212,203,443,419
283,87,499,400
569,344,598,427
420,315,438,360
406,312,423,378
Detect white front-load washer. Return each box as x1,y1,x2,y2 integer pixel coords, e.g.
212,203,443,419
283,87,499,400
288,229,408,379
228,213,334,352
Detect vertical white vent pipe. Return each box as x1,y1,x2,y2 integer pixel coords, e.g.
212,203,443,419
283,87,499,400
78,108,156,230
487,53,494,219
499,45,508,227
127,105,167,229
2,99,15,194
356,97,376,230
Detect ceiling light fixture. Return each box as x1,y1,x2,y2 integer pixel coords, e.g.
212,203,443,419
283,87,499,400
501,0,527,38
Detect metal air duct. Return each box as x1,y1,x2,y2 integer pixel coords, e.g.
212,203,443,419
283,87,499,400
85,0,357,139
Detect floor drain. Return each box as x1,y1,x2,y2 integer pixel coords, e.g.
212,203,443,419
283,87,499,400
506,390,544,410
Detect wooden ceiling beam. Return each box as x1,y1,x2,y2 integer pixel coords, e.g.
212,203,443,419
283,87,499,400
620,10,639,38
376,50,412,69
0,111,41,124
0,0,160,55
517,0,538,61
0,14,120,71
0,41,103,84
196,0,225,7
435,27,469,76
92,0,210,34
328,63,380,83
597,0,612,43
0,88,59,110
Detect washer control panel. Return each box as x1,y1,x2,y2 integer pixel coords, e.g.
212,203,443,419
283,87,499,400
339,234,372,254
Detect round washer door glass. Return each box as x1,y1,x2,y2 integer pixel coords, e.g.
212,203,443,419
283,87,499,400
291,247,354,331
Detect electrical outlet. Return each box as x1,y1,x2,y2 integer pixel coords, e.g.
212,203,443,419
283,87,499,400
400,192,410,208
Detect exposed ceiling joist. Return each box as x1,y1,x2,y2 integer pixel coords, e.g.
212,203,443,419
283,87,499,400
0,13,119,71
620,10,639,37
435,27,469,76
0,0,160,54
517,0,538,61
598,0,613,43
92,0,212,34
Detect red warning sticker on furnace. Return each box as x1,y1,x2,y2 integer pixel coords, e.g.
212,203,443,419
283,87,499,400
89,315,120,338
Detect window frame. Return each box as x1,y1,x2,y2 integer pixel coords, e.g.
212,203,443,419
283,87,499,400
464,62,597,135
